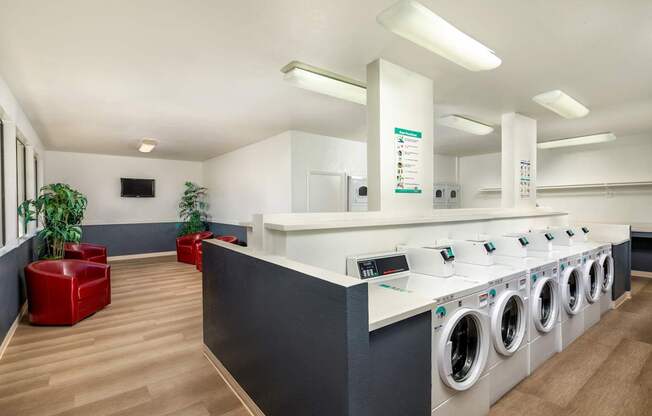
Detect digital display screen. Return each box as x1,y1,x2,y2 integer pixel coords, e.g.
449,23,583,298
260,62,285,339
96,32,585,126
483,242,496,253
518,237,529,246
566,230,575,237
581,227,590,234
121,178,155,198
357,255,409,279
545,233,554,241
440,247,455,261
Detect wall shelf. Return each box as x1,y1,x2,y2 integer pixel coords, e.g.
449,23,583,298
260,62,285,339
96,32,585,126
478,181,652,193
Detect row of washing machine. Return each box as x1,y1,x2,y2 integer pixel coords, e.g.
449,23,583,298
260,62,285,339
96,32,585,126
346,226,614,416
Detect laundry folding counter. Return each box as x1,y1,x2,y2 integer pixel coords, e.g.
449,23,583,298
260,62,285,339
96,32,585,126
202,239,436,416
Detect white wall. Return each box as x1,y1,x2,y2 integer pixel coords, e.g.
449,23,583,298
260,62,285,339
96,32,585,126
433,154,458,183
45,151,202,225
202,131,292,224
291,131,366,213
0,74,45,250
459,133,652,224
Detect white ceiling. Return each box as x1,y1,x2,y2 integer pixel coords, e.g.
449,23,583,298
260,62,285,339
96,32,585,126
0,0,651,160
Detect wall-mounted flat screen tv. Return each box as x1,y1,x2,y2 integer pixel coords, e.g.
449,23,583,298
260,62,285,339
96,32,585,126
121,178,155,198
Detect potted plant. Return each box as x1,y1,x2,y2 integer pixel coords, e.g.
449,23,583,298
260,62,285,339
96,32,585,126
178,181,208,236
18,183,88,259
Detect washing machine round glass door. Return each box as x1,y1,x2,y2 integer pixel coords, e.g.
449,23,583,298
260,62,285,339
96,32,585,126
531,277,558,333
491,290,526,356
600,253,614,293
583,260,601,303
437,308,490,391
561,266,583,315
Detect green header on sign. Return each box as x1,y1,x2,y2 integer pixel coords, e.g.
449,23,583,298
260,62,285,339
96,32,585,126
395,189,423,194
394,127,422,138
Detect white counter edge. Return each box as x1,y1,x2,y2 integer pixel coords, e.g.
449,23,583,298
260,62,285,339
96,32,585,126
205,239,362,288
264,209,567,232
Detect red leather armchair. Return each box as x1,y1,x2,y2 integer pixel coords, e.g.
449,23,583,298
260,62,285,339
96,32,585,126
25,260,111,325
176,231,213,264
64,243,108,264
195,235,238,271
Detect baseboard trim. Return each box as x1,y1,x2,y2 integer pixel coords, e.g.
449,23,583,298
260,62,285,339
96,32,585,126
203,344,264,416
632,270,652,279
614,292,631,309
108,251,176,261
0,303,27,361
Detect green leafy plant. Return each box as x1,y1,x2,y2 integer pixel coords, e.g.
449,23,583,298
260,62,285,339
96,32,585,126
178,181,208,236
18,183,88,259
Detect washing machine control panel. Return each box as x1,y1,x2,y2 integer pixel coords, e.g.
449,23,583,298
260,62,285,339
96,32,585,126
356,254,409,280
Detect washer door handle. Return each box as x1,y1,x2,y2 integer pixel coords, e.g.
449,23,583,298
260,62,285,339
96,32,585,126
444,340,453,376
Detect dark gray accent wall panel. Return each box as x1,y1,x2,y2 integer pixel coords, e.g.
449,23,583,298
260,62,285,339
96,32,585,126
80,221,248,257
207,222,247,245
81,222,180,256
613,240,631,300
202,242,370,416
631,234,652,272
369,311,432,416
0,237,37,344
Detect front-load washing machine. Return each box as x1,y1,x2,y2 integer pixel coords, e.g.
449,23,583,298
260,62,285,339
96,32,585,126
449,260,529,404
528,231,585,350
346,249,492,416
571,226,615,315
546,227,603,331
489,234,561,374
597,243,615,315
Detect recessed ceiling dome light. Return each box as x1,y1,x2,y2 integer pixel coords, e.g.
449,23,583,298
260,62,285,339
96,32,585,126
438,115,494,135
139,138,158,153
377,0,502,71
537,132,616,149
281,61,366,105
532,90,589,119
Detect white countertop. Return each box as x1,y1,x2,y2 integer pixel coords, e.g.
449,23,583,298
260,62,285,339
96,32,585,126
631,223,652,233
262,208,567,232
206,239,435,331
367,284,436,332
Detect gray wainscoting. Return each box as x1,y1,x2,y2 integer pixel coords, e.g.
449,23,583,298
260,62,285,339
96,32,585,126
81,221,247,257
0,237,37,345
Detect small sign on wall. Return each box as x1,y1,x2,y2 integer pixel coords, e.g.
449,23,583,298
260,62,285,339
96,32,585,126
519,160,531,198
394,127,423,194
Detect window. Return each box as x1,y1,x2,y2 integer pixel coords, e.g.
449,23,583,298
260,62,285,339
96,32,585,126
34,154,39,227
16,138,26,237
0,120,4,246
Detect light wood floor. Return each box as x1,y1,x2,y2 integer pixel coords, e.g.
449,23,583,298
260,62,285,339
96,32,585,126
1,257,651,416
491,276,652,416
0,256,249,416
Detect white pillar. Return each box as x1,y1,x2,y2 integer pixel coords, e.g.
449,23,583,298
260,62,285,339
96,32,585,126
3,120,18,243
366,59,434,213
501,113,537,209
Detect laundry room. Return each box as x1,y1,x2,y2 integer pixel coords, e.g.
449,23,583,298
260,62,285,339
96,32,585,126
0,2,650,416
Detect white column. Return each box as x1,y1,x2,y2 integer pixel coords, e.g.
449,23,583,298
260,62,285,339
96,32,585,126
501,113,537,209
366,59,434,213
3,120,18,243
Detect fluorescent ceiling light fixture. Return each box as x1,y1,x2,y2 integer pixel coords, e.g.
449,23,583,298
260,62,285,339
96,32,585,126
532,90,589,119
376,0,501,71
281,61,366,105
438,115,493,135
139,138,158,153
537,132,616,149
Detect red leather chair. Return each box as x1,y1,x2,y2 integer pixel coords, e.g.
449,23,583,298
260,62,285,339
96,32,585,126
64,243,108,264
195,235,238,271
176,231,213,264
25,260,111,325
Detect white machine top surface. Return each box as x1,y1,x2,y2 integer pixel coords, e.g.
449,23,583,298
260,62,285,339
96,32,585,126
454,262,526,284
493,254,556,271
367,284,436,332
375,272,487,303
